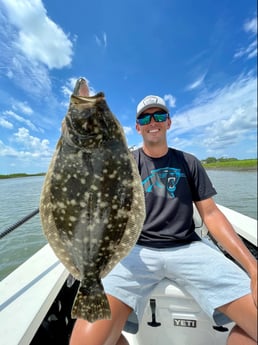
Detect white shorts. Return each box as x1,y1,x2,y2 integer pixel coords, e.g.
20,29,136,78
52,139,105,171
102,239,250,333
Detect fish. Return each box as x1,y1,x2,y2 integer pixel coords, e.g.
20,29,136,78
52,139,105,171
39,78,145,323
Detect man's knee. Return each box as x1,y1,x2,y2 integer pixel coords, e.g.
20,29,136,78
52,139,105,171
227,325,257,345
218,294,257,342
115,334,130,345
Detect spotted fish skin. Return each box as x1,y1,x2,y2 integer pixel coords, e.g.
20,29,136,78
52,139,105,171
39,79,145,322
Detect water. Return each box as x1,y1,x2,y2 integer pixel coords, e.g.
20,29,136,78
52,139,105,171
0,171,257,280
0,176,46,280
207,170,257,220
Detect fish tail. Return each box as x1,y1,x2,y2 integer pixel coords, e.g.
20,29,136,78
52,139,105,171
71,280,111,322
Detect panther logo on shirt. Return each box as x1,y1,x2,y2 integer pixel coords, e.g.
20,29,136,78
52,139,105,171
142,167,186,198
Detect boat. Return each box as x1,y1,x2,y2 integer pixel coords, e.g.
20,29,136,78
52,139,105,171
0,204,257,345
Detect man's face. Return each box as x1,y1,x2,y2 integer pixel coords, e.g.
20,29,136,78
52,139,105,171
136,107,171,144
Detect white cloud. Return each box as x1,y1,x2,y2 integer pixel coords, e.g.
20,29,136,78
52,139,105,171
123,126,133,135
164,94,176,108
95,32,107,48
0,140,18,156
0,0,74,97
186,73,206,91
8,53,52,96
3,110,38,131
234,15,257,60
244,16,257,34
1,0,73,69
203,111,255,150
12,127,51,156
234,40,257,60
169,72,257,157
0,118,13,129
0,129,52,173
12,101,33,115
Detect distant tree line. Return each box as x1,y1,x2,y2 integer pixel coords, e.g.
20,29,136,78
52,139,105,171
202,157,238,164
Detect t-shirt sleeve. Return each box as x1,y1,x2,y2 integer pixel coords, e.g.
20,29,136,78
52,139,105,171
184,153,217,201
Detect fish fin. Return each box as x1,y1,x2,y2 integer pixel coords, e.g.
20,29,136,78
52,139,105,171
71,280,111,322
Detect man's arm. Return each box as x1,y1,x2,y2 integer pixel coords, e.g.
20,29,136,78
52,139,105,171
195,197,257,306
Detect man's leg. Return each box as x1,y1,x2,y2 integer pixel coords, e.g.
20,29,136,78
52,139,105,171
116,334,130,345
69,294,132,345
227,325,256,345
217,293,257,344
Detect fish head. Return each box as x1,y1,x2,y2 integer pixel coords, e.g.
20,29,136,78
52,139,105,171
63,92,126,149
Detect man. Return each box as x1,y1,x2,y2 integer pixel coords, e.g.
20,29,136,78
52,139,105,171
70,95,257,345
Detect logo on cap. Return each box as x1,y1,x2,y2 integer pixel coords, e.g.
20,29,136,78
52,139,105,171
143,96,159,105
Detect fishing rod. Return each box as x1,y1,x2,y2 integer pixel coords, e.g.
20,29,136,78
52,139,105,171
0,208,39,239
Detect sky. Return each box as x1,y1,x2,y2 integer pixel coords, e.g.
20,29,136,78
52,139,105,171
0,0,257,174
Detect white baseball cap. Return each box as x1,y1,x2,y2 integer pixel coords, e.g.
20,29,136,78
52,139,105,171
136,95,169,118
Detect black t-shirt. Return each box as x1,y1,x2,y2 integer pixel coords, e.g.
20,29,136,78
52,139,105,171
132,148,217,248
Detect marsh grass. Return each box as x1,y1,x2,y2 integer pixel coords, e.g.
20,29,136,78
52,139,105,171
203,159,257,170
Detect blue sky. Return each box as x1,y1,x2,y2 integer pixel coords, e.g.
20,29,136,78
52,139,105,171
0,0,257,174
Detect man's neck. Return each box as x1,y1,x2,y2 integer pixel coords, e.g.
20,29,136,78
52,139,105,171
142,144,169,158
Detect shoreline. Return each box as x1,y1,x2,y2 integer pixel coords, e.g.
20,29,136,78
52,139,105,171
0,166,257,179
203,166,257,171
1,159,257,179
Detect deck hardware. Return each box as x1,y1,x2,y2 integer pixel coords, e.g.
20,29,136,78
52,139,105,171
213,325,229,332
147,299,161,327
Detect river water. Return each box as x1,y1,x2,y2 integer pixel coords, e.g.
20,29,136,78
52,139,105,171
0,170,257,280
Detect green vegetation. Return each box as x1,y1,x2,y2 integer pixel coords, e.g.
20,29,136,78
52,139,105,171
0,173,45,179
202,158,257,170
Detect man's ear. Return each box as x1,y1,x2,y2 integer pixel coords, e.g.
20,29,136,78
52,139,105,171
136,123,141,134
167,118,172,129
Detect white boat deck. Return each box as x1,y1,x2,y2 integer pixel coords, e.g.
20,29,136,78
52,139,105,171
0,244,68,345
0,204,256,345
217,204,257,245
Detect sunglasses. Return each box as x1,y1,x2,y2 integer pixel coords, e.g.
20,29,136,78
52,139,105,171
137,111,169,126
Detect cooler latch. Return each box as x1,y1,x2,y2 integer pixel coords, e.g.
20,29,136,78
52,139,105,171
147,299,161,327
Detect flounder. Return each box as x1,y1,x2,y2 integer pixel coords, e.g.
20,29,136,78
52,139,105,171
39,78,145,322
